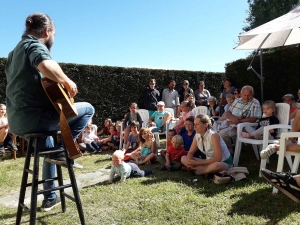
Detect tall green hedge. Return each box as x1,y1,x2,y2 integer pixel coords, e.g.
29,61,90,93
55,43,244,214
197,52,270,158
225,45,300,103
0,57,225,127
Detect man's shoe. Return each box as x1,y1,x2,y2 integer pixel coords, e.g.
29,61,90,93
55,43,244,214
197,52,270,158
160,166,167,171
168,166,175,172
41,196,61,212
45,152,66,165
0,145,5,156
144,169,153,176
261,168,300,203
73,161,83,169
7,143,18,151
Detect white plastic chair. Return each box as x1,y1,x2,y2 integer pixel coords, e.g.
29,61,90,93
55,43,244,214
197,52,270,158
119,109,149,149
192,106,208,116
153,108,174,147
272,132,300,193
234,103,290,171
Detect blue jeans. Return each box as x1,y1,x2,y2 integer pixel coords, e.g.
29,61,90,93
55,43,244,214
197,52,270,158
19,102,94,200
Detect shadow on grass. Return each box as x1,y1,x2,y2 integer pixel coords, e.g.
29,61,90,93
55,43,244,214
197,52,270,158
1,210,64,225
228,187,300,223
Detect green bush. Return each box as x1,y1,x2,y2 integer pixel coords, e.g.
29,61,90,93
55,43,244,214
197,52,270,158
0,58,224,127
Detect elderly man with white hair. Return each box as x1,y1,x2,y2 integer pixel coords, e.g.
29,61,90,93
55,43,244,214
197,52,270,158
218,85,262,154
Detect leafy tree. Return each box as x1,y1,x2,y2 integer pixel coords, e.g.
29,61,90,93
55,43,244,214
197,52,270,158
243,0,299,32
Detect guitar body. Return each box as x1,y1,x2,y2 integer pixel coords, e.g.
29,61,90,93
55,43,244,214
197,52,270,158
41,77,78,120
41,77,82,159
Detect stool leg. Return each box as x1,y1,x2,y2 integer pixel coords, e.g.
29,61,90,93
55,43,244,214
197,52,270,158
16,138,34,225
66,156,85,224
29,138,41,225
56,164,66,212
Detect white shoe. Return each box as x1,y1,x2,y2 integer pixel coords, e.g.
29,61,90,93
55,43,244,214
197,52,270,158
260,144,277,159
73,161,83,169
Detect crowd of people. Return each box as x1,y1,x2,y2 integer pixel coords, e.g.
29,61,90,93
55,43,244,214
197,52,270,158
3,12,300,215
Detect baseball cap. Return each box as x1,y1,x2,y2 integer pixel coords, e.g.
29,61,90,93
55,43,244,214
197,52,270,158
282,94,295,100
157,101,165,106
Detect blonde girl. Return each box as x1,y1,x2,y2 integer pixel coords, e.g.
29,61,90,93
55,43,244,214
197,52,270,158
241,100,279,140
127,127,157,165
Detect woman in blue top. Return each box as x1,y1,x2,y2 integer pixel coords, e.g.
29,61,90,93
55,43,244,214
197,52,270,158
181,114,232,175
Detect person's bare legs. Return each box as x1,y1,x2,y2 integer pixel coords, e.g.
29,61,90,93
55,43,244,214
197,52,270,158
0,128,8,142
138,153,157,165
123,127,130,144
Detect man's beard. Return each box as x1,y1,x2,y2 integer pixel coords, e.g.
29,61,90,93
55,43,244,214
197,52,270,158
45,36,54,51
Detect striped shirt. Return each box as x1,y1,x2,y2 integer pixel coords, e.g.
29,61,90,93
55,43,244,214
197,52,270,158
229,98,262,119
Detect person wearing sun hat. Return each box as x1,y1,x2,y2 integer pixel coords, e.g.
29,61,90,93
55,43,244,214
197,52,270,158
148,101,172,133
282,94,299,120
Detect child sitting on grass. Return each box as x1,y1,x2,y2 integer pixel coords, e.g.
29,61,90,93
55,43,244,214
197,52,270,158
159,129,176,157
107,150,153,184
157,135,186,171
82,124,102,153
123,121,140,161
126,127,157,165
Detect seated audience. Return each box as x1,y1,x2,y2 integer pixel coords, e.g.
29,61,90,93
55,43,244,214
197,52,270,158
181,114,232,175
97,118,113,137
260,110,300,159
148,101,172,133
233,88,241,99
241,100,279,140
123,121,140,161
126,128,157,165
107,150,152,184
218,85,262,153
180,117,201,158
82,124,102,153
174,101,195,133
282,94,299,120
158,135,186,171
123,103,143,144
207,96,220,117
224,94,234,113
0,104,17,155
159,129,176,157
194,81,211,106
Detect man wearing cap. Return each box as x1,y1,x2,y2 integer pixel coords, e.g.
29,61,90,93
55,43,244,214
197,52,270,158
218,85,262,154
162,80,180,117
148,101,172,133
283,94,299,120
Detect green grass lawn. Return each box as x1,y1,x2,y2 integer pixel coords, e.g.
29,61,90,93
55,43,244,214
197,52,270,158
0,142,299,225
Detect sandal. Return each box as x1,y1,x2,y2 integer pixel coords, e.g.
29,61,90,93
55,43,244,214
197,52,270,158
261,169,300,203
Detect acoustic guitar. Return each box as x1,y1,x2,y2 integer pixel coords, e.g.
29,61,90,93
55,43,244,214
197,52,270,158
41,77,82,159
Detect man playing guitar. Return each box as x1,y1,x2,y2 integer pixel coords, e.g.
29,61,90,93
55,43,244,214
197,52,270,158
5,13,94,212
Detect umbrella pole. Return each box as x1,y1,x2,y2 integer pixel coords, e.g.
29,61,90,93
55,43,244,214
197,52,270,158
260,50,264,103
247,49,264,103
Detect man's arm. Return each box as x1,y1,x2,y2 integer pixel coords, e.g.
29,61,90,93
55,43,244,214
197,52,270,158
38,60,78,98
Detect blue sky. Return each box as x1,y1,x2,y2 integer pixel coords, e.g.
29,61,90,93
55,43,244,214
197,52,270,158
0,0,251,72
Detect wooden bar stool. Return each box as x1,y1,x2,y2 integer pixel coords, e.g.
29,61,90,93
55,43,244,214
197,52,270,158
15,131,85,225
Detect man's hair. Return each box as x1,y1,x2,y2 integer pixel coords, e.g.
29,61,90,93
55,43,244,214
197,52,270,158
241,85,254,95
25,13,54,35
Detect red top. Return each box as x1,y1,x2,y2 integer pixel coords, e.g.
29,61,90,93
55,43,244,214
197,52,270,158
166,146,186,162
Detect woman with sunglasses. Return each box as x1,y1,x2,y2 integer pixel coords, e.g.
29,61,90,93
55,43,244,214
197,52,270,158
194,81,211,106
233,88,241,99
178,80,194,103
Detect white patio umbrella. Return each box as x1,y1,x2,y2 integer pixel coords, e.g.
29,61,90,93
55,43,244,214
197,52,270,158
234,3,300,102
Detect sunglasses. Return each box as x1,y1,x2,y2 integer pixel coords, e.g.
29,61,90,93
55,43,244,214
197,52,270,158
234,93,238,95
183,83,188,85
